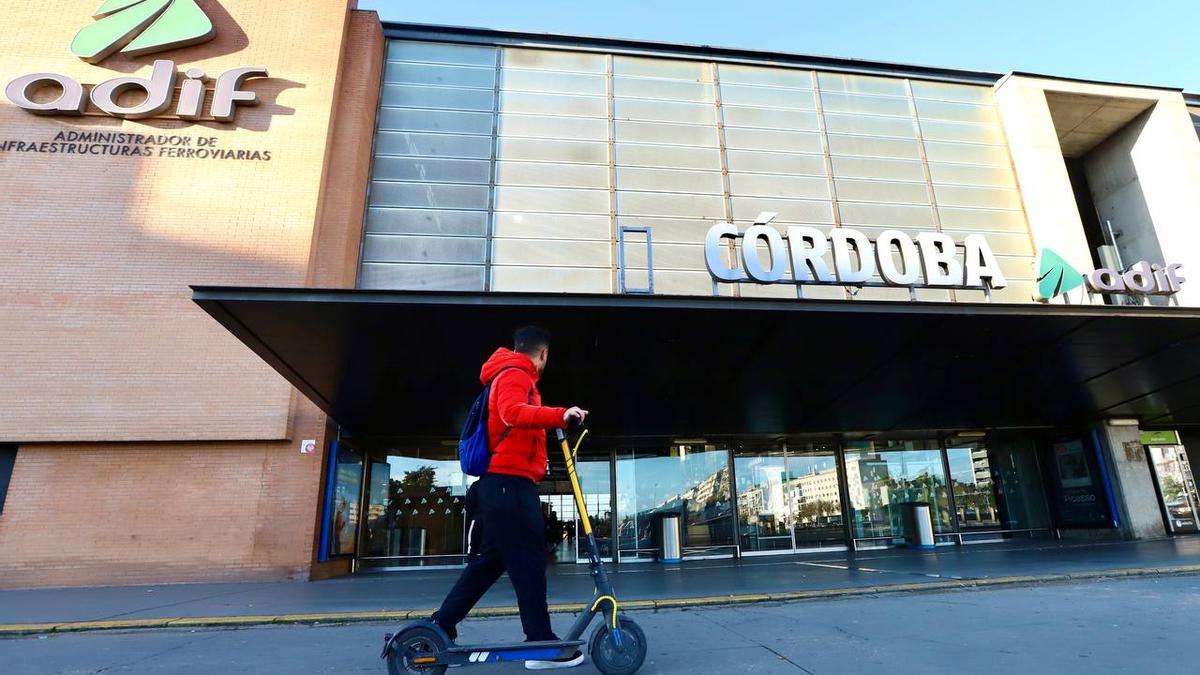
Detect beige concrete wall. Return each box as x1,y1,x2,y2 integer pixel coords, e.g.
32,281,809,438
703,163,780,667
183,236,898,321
1116,95,1200,307
992,76,1095,304
0,0,356,442
995,76,1200,307
1084,110,1165,271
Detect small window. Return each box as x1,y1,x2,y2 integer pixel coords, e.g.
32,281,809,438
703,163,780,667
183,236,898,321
618,226,654,294
0,445,16,516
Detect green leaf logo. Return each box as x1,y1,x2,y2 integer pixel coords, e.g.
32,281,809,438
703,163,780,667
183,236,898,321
71,0,216,64
1034,247,1086,301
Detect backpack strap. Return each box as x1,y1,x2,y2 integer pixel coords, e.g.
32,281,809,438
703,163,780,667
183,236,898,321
491,367,534,446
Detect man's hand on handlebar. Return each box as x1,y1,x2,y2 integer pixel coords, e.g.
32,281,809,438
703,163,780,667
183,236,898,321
563,406,589,425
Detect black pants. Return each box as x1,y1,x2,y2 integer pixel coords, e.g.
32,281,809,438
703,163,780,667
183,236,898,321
433,473,555,642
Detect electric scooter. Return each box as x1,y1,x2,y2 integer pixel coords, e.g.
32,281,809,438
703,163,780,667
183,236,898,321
382,425,648,675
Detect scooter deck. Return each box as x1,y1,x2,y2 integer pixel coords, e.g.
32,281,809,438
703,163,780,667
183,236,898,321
446,639,585,653
438,639,585,665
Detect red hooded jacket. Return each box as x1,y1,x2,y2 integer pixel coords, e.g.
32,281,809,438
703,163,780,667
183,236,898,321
480,348,567,482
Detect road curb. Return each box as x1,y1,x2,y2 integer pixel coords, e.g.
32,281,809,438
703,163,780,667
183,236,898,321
4,564,1200,637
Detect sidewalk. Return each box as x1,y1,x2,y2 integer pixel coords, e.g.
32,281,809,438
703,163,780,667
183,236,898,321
4,537,1200,634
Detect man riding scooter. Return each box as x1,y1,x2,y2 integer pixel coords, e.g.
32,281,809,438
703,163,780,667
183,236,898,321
431,326,589,670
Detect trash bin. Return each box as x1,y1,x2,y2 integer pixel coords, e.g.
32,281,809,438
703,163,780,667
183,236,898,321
404,527,427,556
900,502,935,550
658,513,682,563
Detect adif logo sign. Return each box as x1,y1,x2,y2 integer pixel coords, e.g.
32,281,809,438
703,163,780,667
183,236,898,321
71,0,216,64
4,1,266,122
1033,248,1185,302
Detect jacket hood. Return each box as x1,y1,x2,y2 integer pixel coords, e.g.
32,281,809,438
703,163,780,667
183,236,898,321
480,347,539,385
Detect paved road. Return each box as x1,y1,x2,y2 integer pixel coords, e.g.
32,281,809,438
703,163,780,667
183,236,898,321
3,575,1195,674
6,538,1200,624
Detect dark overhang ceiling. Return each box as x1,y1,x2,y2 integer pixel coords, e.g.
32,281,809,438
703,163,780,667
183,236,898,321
193,287,1200,438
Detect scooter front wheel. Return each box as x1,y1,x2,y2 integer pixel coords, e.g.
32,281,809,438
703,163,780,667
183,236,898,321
386,625,448,675
588,616,647,675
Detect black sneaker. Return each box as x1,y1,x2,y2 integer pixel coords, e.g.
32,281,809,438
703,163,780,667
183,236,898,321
525,650,585,670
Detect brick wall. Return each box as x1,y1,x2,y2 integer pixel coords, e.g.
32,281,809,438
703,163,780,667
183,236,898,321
0,4,385,587
0,0,355,442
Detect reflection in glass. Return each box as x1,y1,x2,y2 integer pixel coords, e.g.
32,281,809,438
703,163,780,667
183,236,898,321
946,442,1000,529
735,446,793,553
617,443,734,560
360,444,473,566
541,494,578,563
787,443,845,548
576,456,613,559
948,436,1051,537
845,440,951,543
328,444,363,557
1148,445,1200,534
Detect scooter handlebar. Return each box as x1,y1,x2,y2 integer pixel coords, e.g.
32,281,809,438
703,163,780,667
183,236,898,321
556,418,586,442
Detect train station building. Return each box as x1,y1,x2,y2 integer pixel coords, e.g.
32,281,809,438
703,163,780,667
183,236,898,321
3,1,1200,587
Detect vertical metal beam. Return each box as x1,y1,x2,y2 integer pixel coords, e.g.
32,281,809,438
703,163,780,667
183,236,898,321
906,78,955,303
712,61,738,299
725,442,741,557
939,433,962,543
607,444,618,563
606,53,618,294
811,70,850,301
483,46,502,292
782,441,798,552
835,438,856,550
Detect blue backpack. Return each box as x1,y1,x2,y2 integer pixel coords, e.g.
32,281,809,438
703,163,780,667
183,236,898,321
458,368,524,476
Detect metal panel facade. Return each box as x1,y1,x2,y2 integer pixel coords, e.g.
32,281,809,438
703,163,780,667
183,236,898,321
363,40,1034,302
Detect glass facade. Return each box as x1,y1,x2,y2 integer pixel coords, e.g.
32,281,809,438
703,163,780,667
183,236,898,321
946,435,1051,540
735,441,845,553
344,433,1053,566
358,443,474,568
363,40,1036,302
616,442,735,560
845,439,953,545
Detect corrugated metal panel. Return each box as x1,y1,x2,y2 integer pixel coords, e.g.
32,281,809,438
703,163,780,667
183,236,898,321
365,40,1036,302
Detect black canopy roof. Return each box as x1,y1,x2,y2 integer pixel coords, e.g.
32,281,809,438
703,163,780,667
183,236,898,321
192,287,1200,439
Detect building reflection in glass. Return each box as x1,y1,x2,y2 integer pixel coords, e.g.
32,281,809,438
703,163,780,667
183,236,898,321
844,439,951,543
616,443,734,560
947,435,1050,537
360,444,473,567
735,442,844,553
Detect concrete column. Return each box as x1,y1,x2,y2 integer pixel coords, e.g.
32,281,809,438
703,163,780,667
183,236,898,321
1095,421,1166,540
1123,94,1200,307
993,76,1097,304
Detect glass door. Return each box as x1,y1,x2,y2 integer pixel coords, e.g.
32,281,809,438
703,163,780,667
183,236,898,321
787,442,845,550
945,435,1051,542
616,441,735,561
734,444,794,554
540,494,578,564
574,454,613,562
844,439,952,548
1147,445,1200,534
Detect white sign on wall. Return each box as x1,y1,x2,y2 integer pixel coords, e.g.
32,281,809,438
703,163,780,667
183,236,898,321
704,213,1008,292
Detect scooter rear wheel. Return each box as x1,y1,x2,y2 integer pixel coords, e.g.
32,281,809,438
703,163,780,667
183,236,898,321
588,616,647,675
386,626,448,675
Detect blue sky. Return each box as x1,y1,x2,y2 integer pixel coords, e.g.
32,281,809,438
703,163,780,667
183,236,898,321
359,0,1200,92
